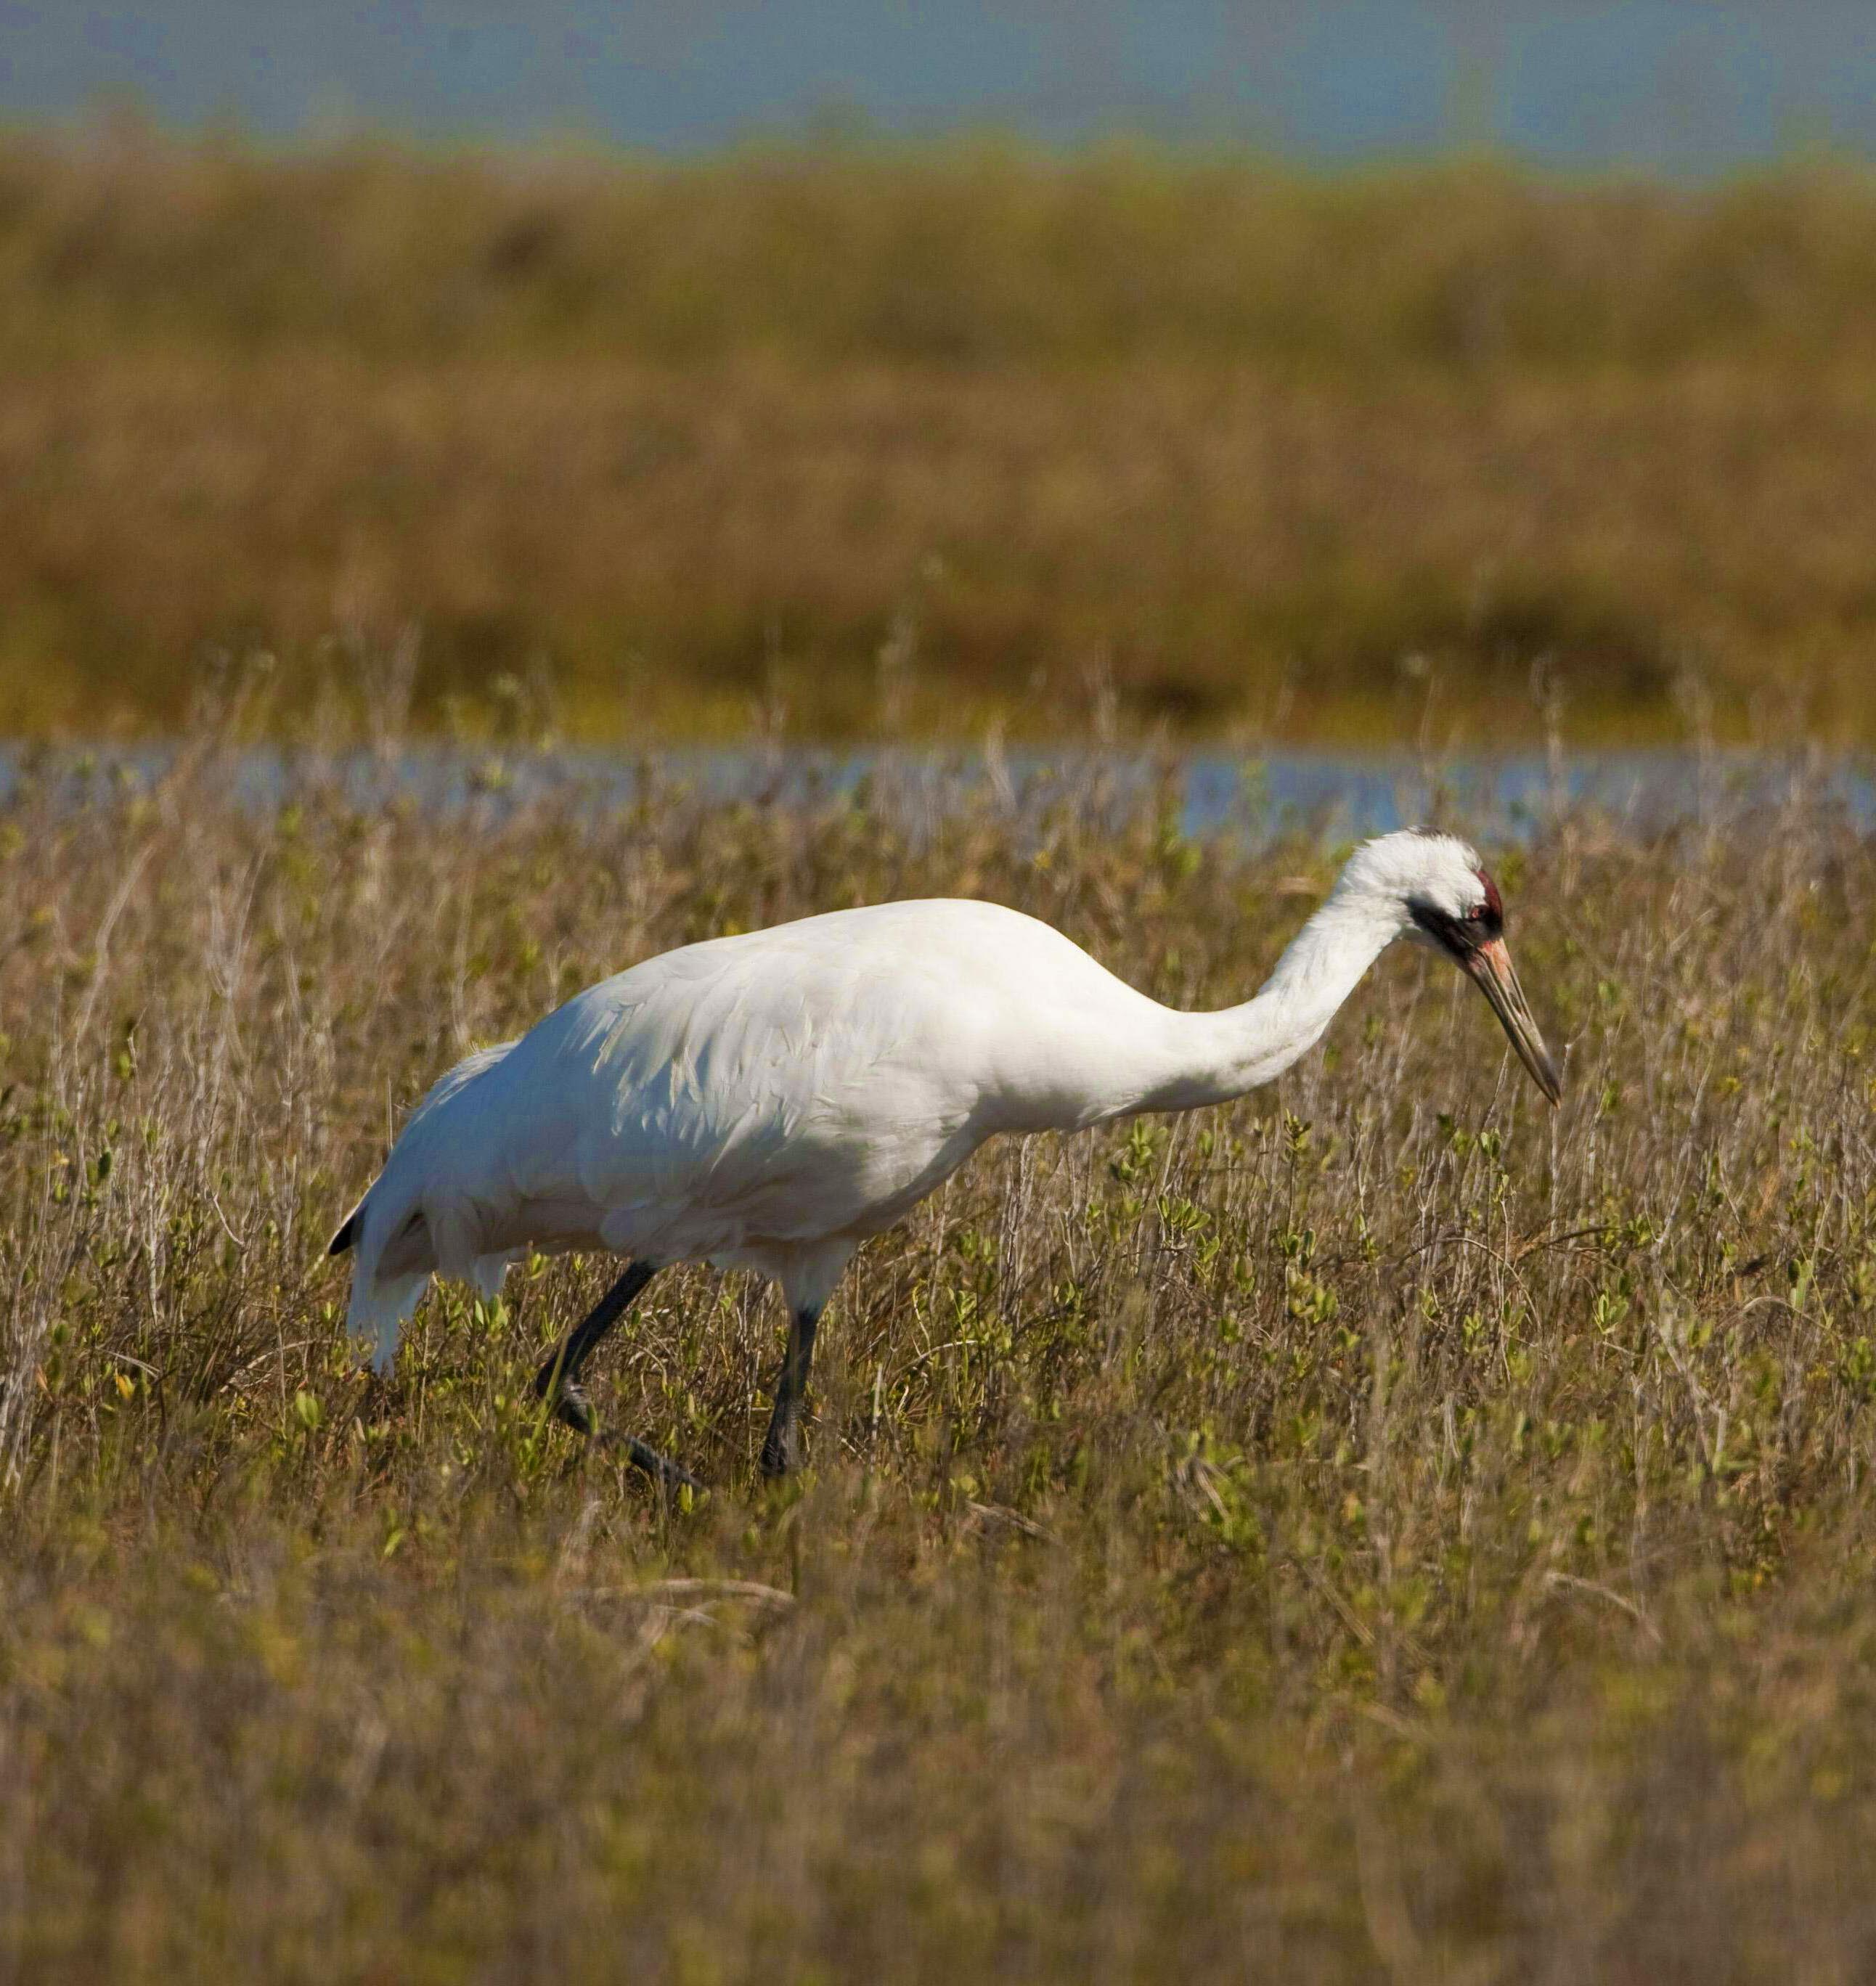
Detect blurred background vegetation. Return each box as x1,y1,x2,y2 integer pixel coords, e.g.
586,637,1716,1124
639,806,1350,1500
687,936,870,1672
7,123,1876,744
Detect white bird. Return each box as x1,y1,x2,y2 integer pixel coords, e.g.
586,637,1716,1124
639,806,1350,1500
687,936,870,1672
329,829,1559,1485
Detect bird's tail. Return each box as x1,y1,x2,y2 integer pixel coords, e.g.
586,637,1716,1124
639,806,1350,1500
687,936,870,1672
328,1039,517,1372
337,1180,432,1373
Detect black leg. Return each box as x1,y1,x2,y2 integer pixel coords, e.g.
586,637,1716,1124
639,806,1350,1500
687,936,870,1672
533,1259,659,1423
534,1261,699,1492
760,1304,823,1477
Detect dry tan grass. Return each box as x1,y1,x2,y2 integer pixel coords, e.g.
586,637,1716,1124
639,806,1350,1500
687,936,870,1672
1,735,1875,1977
7,132,1876,741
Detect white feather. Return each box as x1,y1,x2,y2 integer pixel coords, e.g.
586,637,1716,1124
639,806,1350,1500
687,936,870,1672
338,832,1506,1370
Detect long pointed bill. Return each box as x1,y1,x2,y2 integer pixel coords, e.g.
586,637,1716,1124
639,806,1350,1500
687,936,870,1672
1463,937,1562,1106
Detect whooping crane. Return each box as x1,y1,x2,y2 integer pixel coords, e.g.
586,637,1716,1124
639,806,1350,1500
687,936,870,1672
329,830,1559,1487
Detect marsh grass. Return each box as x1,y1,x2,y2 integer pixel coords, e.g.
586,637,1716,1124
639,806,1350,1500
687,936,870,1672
8,129,1876,741
1,730,1875,1977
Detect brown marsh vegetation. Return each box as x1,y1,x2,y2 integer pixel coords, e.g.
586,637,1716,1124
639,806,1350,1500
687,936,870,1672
6,128,1876,742
1,733,1875,1977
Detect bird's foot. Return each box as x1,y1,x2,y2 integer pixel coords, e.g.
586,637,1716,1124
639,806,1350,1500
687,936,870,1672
533,1362,700,1494
601,1430,704,1497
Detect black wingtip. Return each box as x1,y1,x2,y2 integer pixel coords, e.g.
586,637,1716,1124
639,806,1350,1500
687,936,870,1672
327,1212,358,1257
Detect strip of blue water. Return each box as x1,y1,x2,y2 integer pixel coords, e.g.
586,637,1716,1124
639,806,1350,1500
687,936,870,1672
1,745,1867,846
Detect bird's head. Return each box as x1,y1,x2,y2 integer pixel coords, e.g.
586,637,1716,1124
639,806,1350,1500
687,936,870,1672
1341,830,1562,1106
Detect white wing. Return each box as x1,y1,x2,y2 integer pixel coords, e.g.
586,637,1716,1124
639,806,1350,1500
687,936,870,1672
342,899,1172,1362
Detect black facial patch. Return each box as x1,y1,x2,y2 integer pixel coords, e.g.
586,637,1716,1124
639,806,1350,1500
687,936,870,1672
1410,900,1474,956
1410,873,1502,957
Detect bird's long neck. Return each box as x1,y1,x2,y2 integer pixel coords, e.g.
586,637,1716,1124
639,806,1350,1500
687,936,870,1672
1125,888,1406,1116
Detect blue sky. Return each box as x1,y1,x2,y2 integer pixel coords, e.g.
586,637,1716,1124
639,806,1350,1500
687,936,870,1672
1,3,1872,170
